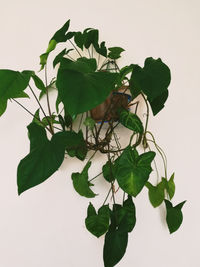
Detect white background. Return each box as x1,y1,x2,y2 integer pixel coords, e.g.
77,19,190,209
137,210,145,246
0,0,199,266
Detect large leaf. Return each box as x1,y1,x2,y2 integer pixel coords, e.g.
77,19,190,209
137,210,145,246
164,200,186,234
103,228,128,267
118,108,144,134
56,57,118,116
115,146,155,197
130,57,171,115
0,70,31,116
146,180,165,207
71,162,96,198
85,203,110,237
17,129,68,195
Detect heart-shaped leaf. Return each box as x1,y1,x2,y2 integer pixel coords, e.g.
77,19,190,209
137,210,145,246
146,180,165,207
71,162,97,198
162,173,175,200
130,57,171,115
115,146,155,197
85,203,110,237
56,57,118,116
164,199,186,234
102,160,115,183
118,108,144,134
108,47,125,59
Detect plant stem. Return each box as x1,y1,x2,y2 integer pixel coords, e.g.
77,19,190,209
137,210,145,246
45,65,54,134
102,187,112,206
69,40,82,57
11,98,52,134
89,172,103,182
141,93,149,135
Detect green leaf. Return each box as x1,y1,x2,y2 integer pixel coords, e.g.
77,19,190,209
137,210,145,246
102,161,115,183
74,31,86,50
146,180,165,207
95,41,107,57
0,69,31,116
71,162,97,198
40,20,71,70
115,146,155,197
164,199,186,234
103,228,128,267
84,29,99,49
64,130,87,160
31,73,46,91
85,203,110,237
163,173,175,200
27,122,47,152
108,47,125,59
83,117,96,130
53,48,74,68
130,57,171,115
119,108,144,133
112,197,136,233
17,131,68,195
56,57,118,116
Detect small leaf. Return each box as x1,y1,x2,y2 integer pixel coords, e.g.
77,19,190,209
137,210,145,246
84,29,99,49
0,69,31,116
85,203,110,237
31,73,46,91
95,41,107,58
108,47,125,59
115,146,155,197
165,199,186,234
83,117,96,130
102,161,115,183
103,228,128,267
119,108,144,134
71,162,97,198
146,180,165,207
163,173,175,200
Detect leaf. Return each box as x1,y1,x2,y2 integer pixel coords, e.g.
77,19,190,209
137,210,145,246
146,180,165,207
56,57,118,116
74,31,86,50
130,57,171,115
53,48,74,68
163,173,175,200
164,200,186,234
0,69,31,116
112,197,136,233
85,203,110,237
64,130,87,160
119,108,144,134
103,228,128,267
102,161,115,183
31,73,46,91
40,20,71,69
17,131,68,195
84,29,99,49
83,117,96,130
71,162,97,198
95,41,107,57
115,146,155,197
108,47,125,59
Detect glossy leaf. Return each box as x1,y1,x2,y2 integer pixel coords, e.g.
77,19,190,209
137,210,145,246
146,180,165,207
71,162,96,198
108,47,125,59
0,70,31,116
130,57,171,115
103,228,128,267
56,57,118,116
102,161,115,183
115,146,155,197
17,131,68,195
165,200,186,234
85,203,110,237
119,108,144,134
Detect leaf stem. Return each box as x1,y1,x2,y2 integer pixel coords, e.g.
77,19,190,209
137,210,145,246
89,172,103,182
69,40,82,57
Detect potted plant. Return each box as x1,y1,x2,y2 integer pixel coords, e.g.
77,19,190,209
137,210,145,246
0,19,186,267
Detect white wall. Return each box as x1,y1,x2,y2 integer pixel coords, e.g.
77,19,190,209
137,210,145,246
0,0,199,266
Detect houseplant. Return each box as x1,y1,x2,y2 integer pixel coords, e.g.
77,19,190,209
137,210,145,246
0,19,186,267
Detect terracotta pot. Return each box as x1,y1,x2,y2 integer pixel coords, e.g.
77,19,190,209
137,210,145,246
90,86,131,122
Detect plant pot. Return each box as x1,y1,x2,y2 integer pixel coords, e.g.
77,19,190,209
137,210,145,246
90,87,131,123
